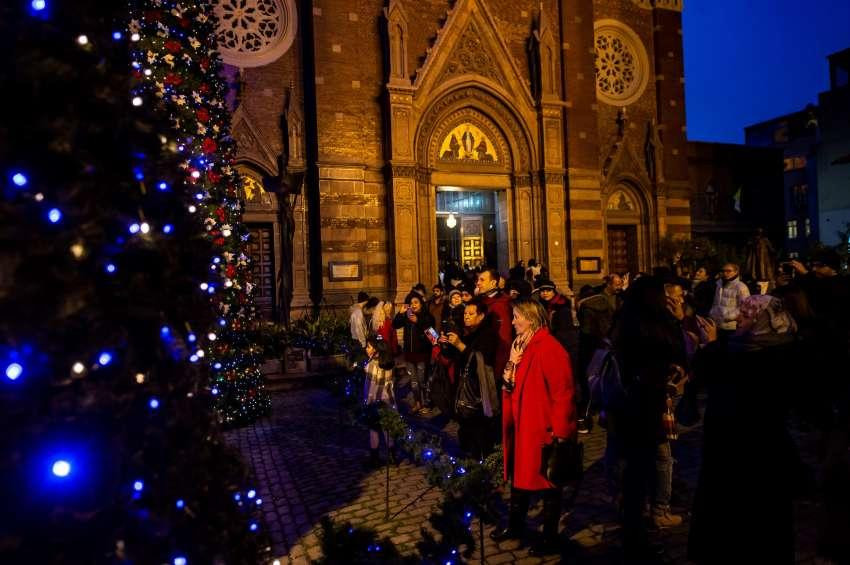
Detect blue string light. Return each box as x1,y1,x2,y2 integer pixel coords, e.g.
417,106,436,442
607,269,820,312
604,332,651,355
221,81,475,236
98,351,113,366
246,489,256,499
30,0,46,12
105,263,117,274
249,522,258,532
187,333,197,343
12,172,28,187
133,480,144,492
129,223,140,234
173,557,187,565
5,362,23,381
176,499,185,509
51,459,71,478
160,326,171,337
112,31,122,40
163,224,173,234
149,397,160,410
157,181,169,191
47,208,62,223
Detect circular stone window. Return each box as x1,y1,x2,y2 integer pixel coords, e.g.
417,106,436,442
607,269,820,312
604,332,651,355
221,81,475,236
593,19,650,107
214,0,297,68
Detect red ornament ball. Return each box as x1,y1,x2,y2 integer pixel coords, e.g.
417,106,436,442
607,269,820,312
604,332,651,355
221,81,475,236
202,138,218,154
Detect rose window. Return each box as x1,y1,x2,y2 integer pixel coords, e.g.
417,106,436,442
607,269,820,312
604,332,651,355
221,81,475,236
593,20,649,106
214,0,297,68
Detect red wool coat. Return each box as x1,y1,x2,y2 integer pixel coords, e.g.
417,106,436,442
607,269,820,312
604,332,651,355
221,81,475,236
502,328,577,490
480,291,513,378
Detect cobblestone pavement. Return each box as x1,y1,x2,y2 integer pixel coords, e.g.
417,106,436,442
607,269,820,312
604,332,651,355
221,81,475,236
226,387,830,564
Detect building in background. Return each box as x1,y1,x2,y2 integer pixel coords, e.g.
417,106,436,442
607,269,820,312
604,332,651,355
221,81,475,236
215,0,692,319
745,47,850,256
687,141,784,256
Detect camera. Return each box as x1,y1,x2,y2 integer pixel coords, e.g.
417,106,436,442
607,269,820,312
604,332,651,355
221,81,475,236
441,319,458,335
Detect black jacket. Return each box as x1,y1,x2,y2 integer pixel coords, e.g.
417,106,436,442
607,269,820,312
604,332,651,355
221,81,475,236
392,309,435,356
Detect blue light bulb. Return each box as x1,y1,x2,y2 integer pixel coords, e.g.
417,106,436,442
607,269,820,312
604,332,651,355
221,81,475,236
149,397,160,409
233,493,241,501
189,355,198,363
173,557,187,565
47,208,62,223
105,263,117,274
5,362,22,381
176,499,185,509
163,224,173,234
249,522,258,532
158,181,168,191
213,363,222,369
98,352,113,366
134,168,144,181
211,387,219,395
133,480,144,492
12,172,28,187
31,0,46,12
129,223,140,234
160,326,170,337
247,489,256,499
51,459,71,477
218,319,226,327
112,31,122,40
188,334,196,343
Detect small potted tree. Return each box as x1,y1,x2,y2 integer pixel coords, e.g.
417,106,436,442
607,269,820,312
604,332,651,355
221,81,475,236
287,307,357,374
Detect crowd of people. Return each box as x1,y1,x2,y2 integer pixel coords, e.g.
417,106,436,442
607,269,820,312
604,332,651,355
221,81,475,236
349,250,849,561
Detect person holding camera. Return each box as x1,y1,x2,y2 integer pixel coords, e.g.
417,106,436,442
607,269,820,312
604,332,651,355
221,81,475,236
393,293,436,415
440,300,500,461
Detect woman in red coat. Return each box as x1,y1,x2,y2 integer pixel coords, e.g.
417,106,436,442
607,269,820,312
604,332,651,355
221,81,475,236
491,297,576,556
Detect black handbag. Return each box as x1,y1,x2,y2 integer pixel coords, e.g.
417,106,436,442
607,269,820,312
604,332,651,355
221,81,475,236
540,437,584,486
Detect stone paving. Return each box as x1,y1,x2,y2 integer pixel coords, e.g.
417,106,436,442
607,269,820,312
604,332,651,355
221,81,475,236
225,386,831,564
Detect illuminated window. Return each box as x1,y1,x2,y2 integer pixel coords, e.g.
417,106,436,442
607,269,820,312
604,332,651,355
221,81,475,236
805,218,811,237
787,220,798,239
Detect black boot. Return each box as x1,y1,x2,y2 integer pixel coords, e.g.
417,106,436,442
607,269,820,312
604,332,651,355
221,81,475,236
364,448,380,469
530,489,562,556
490,488,529,542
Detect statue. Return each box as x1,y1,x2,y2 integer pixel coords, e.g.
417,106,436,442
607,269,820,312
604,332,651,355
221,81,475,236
461,127,475,156
616,106,628,138
645,118,665,184
442,134,460,160
744,228,776,282
475,138,492,161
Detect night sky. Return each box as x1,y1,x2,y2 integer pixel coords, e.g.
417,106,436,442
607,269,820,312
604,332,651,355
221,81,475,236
683,0,850,144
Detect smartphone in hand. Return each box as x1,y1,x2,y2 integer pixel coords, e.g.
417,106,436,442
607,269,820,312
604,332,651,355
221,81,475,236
425,327,439,345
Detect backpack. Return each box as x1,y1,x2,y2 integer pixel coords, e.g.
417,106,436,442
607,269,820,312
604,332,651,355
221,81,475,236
586,339,627,411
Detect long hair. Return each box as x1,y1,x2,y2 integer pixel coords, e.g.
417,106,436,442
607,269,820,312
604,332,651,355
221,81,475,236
371,300,388,332
511,296,549,331
366,335,394,370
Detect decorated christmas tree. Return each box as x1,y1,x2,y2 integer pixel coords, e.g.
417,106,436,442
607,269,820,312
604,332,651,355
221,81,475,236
1,0,267,561
129,0,270,425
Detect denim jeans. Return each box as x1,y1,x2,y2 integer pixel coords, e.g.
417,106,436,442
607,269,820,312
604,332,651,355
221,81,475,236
653,441,674,510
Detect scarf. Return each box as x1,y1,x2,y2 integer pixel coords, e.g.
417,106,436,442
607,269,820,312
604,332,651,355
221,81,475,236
502,329,537,389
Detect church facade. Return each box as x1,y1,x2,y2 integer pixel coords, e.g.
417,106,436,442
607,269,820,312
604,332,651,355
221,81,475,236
219,0,692,318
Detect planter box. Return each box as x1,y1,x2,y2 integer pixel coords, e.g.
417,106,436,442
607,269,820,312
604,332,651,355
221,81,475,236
307,353,348,373
284,347,308,375
260,358,283,377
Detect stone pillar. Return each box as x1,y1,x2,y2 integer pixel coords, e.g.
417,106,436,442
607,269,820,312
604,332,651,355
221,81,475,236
652,2,691,239
389,166,419,301
559,0,604,286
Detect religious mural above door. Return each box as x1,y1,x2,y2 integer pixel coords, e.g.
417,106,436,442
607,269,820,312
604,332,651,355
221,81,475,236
438,123,499,163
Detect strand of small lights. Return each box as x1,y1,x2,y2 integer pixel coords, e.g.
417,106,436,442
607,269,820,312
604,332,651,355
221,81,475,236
130,0,269,424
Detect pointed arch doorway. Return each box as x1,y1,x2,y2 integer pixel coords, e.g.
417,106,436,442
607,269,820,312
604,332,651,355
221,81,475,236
604,184,651,276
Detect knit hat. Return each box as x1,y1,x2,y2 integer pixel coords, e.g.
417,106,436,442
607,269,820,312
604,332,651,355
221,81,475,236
534,279,556,292
448,288,461,299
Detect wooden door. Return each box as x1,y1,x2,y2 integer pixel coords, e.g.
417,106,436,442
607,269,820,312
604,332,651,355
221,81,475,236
461,216,484,267
247,224,275,320
607,225,638,275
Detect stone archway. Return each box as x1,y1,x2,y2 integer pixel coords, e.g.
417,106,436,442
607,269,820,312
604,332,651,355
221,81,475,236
388,85,544,294
602,180,654,275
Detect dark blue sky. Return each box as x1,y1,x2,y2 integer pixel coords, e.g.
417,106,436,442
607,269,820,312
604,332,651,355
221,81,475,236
683,0,850,144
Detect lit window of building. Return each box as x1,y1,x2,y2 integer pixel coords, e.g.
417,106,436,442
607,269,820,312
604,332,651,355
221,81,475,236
787,220,798,239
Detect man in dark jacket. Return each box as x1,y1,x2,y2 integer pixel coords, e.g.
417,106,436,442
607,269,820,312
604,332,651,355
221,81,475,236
442,300,500,460
475,267,513,380
535,278,579,372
